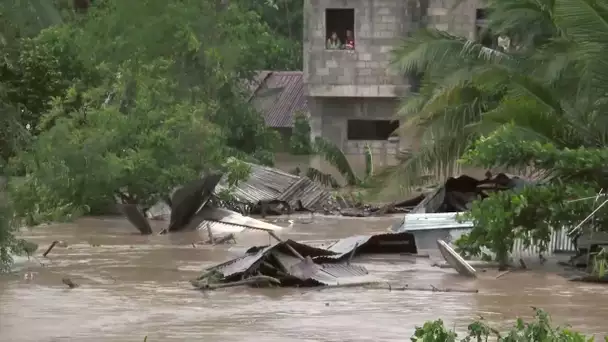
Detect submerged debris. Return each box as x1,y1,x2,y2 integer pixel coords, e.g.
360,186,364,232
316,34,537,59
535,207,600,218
167,173,224,233
436,239,477,278
119,204,153,235
120,172,284,240
62,277,78,289
192,231,418,289
409,173,533,214
314,232,418,262
192,239,374,289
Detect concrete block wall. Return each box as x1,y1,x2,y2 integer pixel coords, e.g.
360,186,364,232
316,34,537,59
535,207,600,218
304,0,410,97
308,97,406,178
427,0,480,39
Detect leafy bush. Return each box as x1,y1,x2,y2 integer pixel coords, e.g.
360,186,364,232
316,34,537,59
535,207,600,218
412,309,602,342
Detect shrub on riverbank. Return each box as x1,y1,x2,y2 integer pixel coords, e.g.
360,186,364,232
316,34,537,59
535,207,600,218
412,308,603,342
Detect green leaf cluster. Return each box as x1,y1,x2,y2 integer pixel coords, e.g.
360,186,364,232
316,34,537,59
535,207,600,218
412,308,603,342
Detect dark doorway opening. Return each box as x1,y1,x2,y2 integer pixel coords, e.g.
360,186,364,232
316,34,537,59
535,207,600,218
347,120,399,141
325,9,355,49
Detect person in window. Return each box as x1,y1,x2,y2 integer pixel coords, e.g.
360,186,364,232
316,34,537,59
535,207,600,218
326,32,341,49
344,30,355,50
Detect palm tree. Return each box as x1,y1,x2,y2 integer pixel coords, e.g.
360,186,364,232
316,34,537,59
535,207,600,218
383,0,608,192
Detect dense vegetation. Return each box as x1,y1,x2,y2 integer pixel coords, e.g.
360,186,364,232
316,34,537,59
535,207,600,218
413,309,605,341
389,0,608,270
0,0,303,270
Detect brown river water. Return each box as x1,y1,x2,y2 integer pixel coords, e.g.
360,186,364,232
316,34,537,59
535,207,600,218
1,215,608,342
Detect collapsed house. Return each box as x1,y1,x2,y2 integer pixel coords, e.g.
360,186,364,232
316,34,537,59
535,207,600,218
389,173,536,249
391,173,577,257
192,231,418,289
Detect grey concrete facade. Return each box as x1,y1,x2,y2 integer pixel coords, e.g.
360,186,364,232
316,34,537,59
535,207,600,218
303,0,481,179
304,0,409,98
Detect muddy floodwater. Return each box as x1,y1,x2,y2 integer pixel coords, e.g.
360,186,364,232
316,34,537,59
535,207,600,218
2,215,608,342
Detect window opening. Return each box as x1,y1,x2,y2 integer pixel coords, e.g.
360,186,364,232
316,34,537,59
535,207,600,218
475,8,496,48
347,120,399,141
325,9,355,50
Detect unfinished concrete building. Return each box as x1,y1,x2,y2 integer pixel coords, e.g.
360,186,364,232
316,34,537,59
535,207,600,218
303,0,482,178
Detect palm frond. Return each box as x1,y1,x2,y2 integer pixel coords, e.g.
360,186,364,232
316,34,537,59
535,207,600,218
313,137,359,186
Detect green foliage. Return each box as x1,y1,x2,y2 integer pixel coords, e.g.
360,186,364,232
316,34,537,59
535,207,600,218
388,0,608,193
455,184,600,266
311,137,359,186
0,194,38,272
222,158,252,188
461,124,608,185
236,0,303,70
10,73,230,219
0,0,304,270
303,138,376,188
411,319,457,342
412,309,601,342
389,0,608,259
454,127,608,264
289,111,313,155
592,248,608,278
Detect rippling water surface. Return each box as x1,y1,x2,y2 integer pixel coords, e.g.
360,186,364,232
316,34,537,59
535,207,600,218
1,215,608,341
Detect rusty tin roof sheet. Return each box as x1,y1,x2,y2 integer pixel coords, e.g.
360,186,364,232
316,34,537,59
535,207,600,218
249,71,307,128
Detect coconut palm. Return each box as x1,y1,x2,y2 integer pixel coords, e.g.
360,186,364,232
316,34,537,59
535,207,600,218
381,0,608,192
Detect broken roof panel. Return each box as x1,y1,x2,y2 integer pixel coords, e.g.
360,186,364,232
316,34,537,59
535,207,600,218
393,212,473,233
314,232,418,262
216,163,298,203
216,163,331,210
278,177,333,209
206,240,335,281
176,207,283,237
409,173,539,214
196,207,284,232
306,264,375,286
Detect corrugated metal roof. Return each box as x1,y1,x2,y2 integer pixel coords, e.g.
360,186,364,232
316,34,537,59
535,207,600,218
249,71,307,128
399,212,473,232
205,240,337,281
308,264,376,286
396,213,576,255
197,207,283,232
314,232,418,262
215,163,331,210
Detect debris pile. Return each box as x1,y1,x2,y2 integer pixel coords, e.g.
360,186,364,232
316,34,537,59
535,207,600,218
214,163,333,216
330,173,532,217
140,166,533,222
119,173,284,240
407,173,533,214
191,231,418,289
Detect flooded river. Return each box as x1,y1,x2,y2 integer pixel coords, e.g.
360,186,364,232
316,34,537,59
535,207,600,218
1,215,608,341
